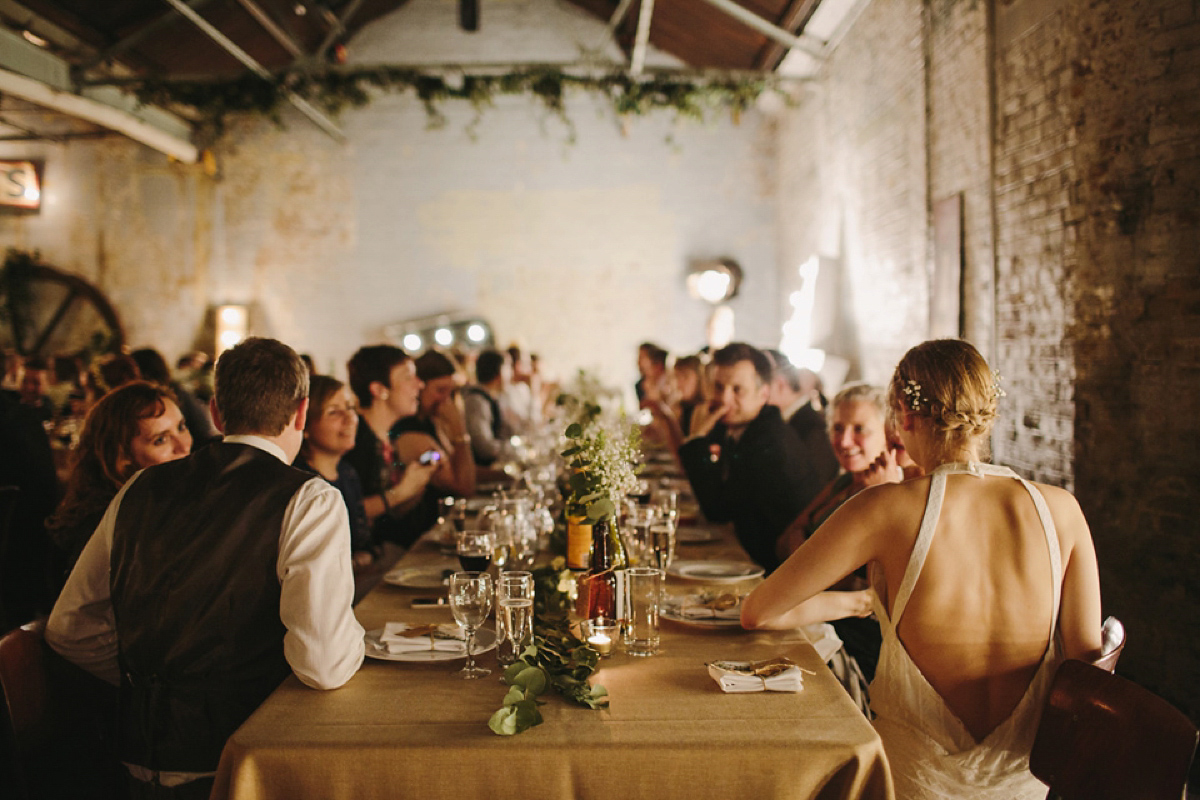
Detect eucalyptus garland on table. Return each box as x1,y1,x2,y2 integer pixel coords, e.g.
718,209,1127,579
489,560,608,736
132,66,785,136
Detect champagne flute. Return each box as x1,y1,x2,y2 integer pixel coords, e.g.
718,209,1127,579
457,530,494,572
648,521,676,572
449,571,494,679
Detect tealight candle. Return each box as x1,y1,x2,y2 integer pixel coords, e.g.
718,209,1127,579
582,618,619,657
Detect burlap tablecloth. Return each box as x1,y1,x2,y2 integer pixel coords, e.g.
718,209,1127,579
211,527,893,800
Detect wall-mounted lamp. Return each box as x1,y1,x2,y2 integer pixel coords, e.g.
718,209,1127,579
687,259,743,304
215,304,248,355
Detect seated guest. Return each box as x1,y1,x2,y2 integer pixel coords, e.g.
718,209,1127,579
391,350,476,536
766,349,839,487
46,381,193,584
672,354,707,436
775,382,903,683
131,346,220,447
94,352,141,393
345,344,437,555
47,338,366,797
18,355,54,422
502,344,540,432
462,348,513,467
634,341,669,404
294,375,375,571
743,339,1102,798
679,342,822,573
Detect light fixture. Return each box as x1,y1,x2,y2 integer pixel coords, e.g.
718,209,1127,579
215,305,248,355
466,323,487,343
686,259,743,305
434,327,454,346
22,30,48,48
402,333,423,352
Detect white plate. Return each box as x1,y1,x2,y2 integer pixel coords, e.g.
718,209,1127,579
383,565,456,589
364,627,496,662
676,526,723,544
667,560,765,584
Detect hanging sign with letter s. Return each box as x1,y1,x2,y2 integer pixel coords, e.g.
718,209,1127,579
1,160,41,210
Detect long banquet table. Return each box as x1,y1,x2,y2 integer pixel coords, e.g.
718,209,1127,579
211,524,894,800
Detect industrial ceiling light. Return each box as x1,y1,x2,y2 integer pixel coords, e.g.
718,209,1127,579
403,333,424,352
686,258,743,304
466,323,487,343
434,327,454,346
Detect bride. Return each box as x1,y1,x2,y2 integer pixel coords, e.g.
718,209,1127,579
741,339,1103,798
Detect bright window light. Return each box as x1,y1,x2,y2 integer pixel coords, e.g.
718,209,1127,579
403,333,423,351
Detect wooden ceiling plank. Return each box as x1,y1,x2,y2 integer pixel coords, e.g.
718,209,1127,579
75,0,216,73
753,0,820,70
234,0,305,59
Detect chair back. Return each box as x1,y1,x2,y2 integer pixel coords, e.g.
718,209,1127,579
1030,659,1198,800
1093,615,1125,673
0,621,124,800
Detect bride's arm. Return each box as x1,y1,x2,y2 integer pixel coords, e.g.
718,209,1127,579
1043,485,1103,662
741,484,893,629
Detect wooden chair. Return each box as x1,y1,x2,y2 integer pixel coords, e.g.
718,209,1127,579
0,620,125,800
1030,659,1198,800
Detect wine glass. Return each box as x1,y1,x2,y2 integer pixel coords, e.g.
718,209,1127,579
449,572,494,679
456,529,494,572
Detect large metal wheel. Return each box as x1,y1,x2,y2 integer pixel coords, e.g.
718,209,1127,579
0,257,124,358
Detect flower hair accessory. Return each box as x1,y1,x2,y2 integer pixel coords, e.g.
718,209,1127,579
903,379,924,411
992,370,1006,400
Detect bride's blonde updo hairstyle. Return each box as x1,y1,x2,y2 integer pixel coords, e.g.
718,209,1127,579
886,339,1000,461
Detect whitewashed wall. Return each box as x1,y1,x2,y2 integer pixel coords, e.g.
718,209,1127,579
0,0,781,390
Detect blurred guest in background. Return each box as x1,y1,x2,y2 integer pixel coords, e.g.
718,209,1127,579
634,342,669,404
391,350,476,538
18,355,54,422
503,344,539,432
94,352,141,394
2,348,22,391
766,349,839,487
345,345,437,557
463,348,513,468
46,381,192,588
672,354,707,437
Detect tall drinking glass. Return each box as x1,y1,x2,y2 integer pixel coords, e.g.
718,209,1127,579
648,521,676,572
449,572,494,679
625,506,657,566
495,571,534,667
623,567,663,657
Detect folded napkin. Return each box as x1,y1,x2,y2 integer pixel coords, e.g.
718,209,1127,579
800,623,844,663
379,622,466,654
706,658,812,693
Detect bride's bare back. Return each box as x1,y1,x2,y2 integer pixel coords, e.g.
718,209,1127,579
883,473,1071,740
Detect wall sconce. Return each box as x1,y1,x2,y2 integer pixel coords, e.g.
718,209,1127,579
215,304,248,355
687,259,743,304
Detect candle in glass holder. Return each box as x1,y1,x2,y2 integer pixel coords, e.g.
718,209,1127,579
583,618,618,657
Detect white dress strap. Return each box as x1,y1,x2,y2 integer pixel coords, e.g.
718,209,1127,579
1015,476,1063,621
889,470,946,623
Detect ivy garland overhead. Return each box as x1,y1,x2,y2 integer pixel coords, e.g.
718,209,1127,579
132,66,789,138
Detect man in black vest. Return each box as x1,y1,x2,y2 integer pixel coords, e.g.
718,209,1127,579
48,337,365,798
462,348,512,467
678,343,823,574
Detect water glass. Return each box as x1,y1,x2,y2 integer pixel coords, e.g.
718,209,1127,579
624,506,657,566
449,571,494,679
495,571,535,666
623,567,663,657
648,521,676,572
651,487,678,523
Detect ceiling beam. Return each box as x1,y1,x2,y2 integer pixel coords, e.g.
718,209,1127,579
234,0,305,59
629,0,655,75
74,0,217,74
315,0,367,62
0,28,198,161
753,0,822,71
694,0,825,60
160,0,345,141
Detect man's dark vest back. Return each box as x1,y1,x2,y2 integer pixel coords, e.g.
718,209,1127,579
463,386,502,465
109,442,312,773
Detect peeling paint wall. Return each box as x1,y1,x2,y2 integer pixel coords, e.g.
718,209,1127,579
0,0,780,389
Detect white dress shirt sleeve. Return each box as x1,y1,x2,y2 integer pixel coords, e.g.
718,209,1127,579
277,478,366,689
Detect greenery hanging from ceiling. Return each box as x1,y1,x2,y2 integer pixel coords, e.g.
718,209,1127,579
132,66,787,138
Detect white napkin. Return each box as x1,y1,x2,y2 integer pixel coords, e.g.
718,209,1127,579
801,623,844,664
706,660,810,693
379,622,466,654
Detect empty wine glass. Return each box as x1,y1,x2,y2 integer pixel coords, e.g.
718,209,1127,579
449,571,494,679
